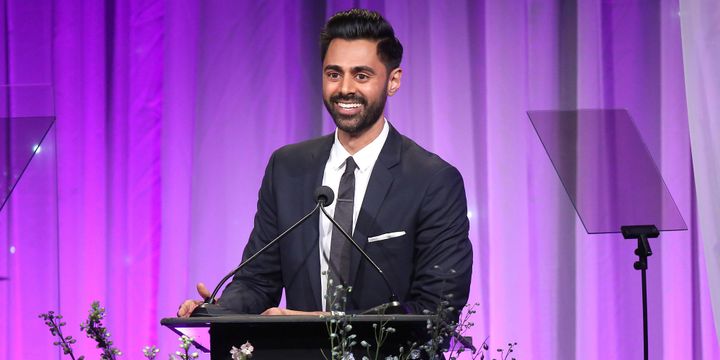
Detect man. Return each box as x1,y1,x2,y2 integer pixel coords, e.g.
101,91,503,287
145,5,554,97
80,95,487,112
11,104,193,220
178,9,472,317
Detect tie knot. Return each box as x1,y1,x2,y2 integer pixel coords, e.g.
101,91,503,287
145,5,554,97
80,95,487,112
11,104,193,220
343,157,357,175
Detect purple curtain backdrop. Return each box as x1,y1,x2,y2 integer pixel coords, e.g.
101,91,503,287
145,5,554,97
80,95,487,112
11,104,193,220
681,0,720,349
1,0,718,359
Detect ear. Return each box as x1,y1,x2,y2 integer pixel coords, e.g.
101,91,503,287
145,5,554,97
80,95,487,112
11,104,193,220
386,68,402,96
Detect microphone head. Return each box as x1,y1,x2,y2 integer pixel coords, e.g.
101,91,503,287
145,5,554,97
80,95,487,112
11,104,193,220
314,186,335,206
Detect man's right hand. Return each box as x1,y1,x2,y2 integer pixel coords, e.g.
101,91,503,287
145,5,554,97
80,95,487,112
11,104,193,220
177,282,213,318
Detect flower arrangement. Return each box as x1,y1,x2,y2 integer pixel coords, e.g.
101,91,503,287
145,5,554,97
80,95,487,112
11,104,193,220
80,301,122,359
40,301,254,360
170,335,200,359
320,266,517,360
39,311,83,360
142,345,159,359
40,301,123,360
40,294,506,360
324,278,357,359
229,341,254,360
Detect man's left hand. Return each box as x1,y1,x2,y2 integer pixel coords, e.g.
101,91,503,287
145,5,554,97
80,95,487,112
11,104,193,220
260,307,326,316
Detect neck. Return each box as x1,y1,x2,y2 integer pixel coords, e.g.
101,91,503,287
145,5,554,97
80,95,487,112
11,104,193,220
338,116,385,155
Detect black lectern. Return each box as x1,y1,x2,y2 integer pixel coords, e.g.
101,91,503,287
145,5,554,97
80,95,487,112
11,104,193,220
162,314,431,360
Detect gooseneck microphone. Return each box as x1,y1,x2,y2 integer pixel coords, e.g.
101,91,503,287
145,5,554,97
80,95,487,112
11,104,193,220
316,188,405,315
190,187,334,317
314,185,335,207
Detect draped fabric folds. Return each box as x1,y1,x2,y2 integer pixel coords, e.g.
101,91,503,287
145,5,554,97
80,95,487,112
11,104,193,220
0,0,718,358
681,0,720,352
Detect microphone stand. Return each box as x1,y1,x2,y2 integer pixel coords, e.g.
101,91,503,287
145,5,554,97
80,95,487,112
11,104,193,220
621,225,659,360
189,185,404,317
190,202,322,317
317,205,404,315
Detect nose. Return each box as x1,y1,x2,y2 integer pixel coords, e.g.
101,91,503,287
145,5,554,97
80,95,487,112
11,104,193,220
339,75,355,96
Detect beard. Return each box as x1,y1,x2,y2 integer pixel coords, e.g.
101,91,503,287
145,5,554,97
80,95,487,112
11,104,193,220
323,89,387,136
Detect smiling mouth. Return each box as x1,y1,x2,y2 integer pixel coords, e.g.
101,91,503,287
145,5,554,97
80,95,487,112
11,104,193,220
336,102,362,110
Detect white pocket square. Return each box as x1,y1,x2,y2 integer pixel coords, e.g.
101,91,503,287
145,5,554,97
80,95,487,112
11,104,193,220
367,231,406,242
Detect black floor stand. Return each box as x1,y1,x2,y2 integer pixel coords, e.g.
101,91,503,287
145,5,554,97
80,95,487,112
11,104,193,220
621,225,659,360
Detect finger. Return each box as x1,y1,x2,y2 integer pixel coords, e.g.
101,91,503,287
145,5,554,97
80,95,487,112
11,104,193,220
178,300,198,317
178,300,202,318
177,300,195,317
196,282,212,300
261,307,282,316
283,309,325,316
261,308,325,316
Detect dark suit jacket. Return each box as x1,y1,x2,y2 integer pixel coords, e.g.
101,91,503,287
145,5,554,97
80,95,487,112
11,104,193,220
219,125,472,314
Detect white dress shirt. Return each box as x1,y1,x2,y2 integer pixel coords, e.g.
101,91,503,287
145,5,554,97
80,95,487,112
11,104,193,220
319,119,390,310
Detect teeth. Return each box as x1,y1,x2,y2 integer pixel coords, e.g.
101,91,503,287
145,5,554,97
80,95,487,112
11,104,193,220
337,103,361,109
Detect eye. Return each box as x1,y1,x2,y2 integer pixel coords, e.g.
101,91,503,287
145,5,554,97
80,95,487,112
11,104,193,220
355,73,370,81
326,72,341,80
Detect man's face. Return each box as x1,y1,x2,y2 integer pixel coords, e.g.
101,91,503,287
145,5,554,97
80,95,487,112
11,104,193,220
322,39,394,136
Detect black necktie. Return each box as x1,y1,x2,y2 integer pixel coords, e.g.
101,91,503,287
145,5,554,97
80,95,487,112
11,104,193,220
328,156,357,305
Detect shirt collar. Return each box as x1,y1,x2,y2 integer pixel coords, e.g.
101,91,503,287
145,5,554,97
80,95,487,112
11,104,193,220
329,118,390,173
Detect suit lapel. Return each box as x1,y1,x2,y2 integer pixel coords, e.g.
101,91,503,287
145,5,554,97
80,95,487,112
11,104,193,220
301,134,334,310
348,126,402,287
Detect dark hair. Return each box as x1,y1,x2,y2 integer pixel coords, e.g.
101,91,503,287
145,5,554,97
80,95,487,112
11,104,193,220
320,9,403,71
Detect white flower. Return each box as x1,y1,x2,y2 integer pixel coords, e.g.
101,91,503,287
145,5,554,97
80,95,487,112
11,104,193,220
341,353,355,360
384,356,398,360
240,341,254,355
142,345,160,357
229,346,244,360
230,343,253,360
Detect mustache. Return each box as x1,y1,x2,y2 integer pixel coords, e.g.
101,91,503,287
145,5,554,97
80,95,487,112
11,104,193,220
330,93,367,105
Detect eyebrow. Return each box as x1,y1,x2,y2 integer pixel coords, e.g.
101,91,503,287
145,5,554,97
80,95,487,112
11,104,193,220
323,65,377,75
324,65,343,72
351,66,376,75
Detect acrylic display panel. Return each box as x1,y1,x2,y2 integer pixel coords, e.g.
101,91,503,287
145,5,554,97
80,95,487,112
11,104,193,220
527,109,687,234
0,84,59,359
0,85,55,211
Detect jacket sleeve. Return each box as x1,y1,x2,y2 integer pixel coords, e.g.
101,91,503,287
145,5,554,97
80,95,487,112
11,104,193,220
403,165,473,317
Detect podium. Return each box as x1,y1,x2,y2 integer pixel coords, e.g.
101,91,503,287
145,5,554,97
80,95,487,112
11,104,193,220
161,314,432,359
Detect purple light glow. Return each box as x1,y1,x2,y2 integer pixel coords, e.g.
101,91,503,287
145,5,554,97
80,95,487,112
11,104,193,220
0,1,717,359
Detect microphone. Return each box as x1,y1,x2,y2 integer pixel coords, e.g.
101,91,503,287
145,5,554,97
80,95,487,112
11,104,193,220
317,187,405,315
190,187,334,317
314,185,334,207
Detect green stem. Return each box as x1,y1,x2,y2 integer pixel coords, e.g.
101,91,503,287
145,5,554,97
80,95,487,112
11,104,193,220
49,317,77,360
